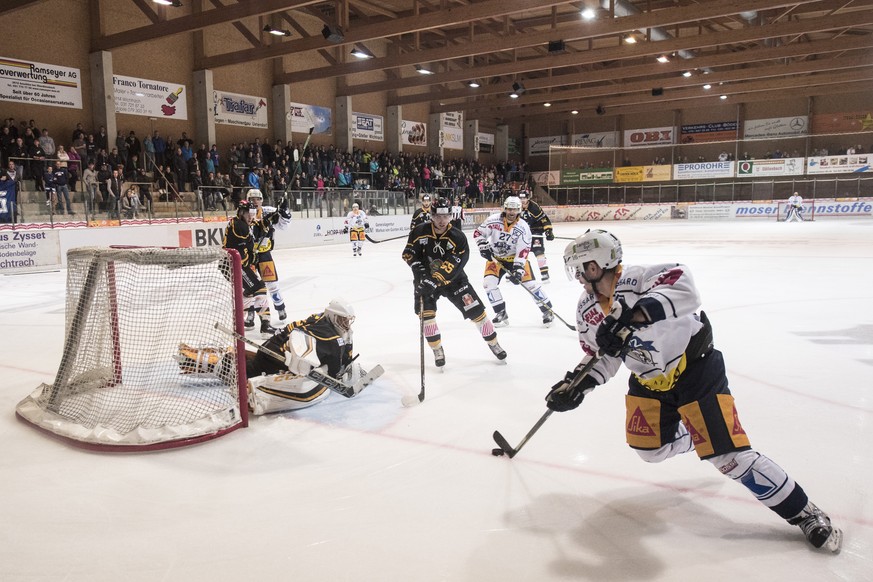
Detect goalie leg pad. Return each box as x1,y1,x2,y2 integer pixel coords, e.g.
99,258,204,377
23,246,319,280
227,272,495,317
248,374,330,415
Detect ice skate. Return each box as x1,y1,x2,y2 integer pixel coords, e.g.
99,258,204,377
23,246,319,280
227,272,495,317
492,311,509,327
244,309,256,330
788,502,842,553
432,346,446,368
277,308,287,321
260,320,278,338
488,341,507,362
542,311,555,327
541,273,550,284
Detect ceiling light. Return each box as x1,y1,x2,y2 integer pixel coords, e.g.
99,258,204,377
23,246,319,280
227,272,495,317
509,93,520,99
623,34,637,44
682,71,692,77
656,55,669,63
467,80,481,88
415,65,435,75
581,8,596,20
703,84,712,90
263,25,291,37
571,110,579,115
544,103,551,107
153,0,182,5
720,95,728,100
350,45,374,59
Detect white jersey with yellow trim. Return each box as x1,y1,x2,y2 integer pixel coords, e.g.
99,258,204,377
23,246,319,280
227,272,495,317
345,209,368,229
574,263,704,389
472,212,532,267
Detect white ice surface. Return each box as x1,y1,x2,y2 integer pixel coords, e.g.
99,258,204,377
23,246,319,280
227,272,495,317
0,219,871,582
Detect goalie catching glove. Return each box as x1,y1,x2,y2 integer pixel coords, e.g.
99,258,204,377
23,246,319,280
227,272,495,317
546,369,598,412
595,297,637,357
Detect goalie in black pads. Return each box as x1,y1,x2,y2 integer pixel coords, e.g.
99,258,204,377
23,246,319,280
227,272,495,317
402,196,506,368
178,299,382,415
545,228,841,553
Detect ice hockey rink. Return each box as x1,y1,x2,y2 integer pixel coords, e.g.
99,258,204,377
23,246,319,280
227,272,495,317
1,217,871,582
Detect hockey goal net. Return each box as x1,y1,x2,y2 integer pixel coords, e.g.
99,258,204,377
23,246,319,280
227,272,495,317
777,201,815,221
16,246,248,451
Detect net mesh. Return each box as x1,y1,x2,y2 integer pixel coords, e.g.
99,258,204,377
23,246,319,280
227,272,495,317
16,246,246,449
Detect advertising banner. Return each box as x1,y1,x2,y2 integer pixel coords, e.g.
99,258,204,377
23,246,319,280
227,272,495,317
288,102,332,134
571,131,618,148
114,74,187,119
401,120,427,146
736,158,805,177
0,229,61,274
679,121,738,143
560,168,613,185
673,161,734,180
212,90,268,129
528,135,568,156
557,204,673,222
530,170,561,186
0,56,82,109
806,155,871,174
478,132,494,153
443,111,463,129
743,116,808,139
352,112,384,141
811,111,873,134
442,126,463,150
623,126,675,147
614,165,672,183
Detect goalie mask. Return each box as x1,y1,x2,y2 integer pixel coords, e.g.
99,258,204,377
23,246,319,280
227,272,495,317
563,229,623,280
325,298,356,332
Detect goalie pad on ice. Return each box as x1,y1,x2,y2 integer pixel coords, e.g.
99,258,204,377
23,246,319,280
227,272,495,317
248,374,330,415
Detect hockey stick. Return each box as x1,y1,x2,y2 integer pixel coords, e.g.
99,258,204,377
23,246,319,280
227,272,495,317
364,233,408,244
417,295,426,402
492,353,601,459
214,322,359,398
497,263,576,331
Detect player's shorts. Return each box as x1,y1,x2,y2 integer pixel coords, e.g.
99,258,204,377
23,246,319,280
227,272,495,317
484,259,534,283
240,264,267,297
349,227,365,242
416,279,487,321
624,349,751,460
256,255,279,283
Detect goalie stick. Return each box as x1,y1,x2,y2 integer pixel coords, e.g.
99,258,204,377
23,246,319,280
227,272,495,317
492,352,601,459
496,263,576,331
364,233,408,244
214,322,380,398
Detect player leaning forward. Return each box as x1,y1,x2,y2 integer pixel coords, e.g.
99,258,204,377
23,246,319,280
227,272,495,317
474,196,555,327
178,299,381,415
402,196,507,368
245,188,291,326
545,229,841,552
223,199,276,337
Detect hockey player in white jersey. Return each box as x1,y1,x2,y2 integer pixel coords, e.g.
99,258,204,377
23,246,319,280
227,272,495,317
785,192,804,222
473,196,555,326
343,203,369,257
545,228,841,553
244,188,291,327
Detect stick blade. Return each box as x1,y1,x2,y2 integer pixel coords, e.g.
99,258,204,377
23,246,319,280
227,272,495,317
492,430,516,458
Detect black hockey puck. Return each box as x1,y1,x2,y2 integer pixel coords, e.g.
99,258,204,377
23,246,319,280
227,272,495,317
491,448,505,456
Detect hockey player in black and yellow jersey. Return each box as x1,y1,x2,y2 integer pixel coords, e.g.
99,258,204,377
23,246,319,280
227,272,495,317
518,190,554,282
409,193,432,229
402,196,506,368
222,199,276,337
246,188,291,324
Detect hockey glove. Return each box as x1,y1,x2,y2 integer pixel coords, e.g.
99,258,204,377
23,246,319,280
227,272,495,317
278,199,292,220
479,246,493,261
342,226,349,234
595,297,636,357
545,229,554,241
364,222,370,230
546,371,597,412
416,277,439,297
506,266,525,285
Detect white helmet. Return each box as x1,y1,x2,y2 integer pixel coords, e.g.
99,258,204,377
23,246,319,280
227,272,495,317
352,202,359,210
503,196,522,211
563,229,623,279
247,188,263,199
325,298,356,332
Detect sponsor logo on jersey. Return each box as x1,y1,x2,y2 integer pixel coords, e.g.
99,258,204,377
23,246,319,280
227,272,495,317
583,308,604,327
653,267,683,287
627,407,655,435
681,414,707,447
461,293,480,310
731,406,746,436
